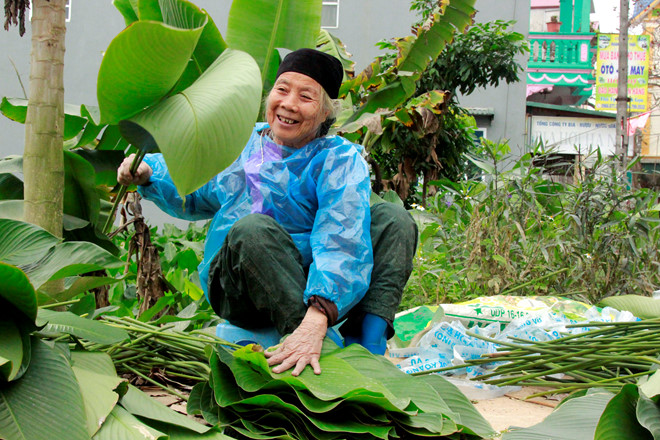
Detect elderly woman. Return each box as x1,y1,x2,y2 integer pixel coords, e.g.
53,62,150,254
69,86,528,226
117,49,418,376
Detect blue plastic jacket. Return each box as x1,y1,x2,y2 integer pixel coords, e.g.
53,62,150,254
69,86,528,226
138,123,373,318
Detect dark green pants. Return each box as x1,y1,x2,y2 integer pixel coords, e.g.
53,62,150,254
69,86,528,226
207,203,418,338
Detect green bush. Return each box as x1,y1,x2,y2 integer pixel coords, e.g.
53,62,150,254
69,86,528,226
401,141,660,310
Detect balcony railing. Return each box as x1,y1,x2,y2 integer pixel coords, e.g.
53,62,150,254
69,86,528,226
528,32,595,71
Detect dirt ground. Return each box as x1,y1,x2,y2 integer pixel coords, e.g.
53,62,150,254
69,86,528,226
472,386,560,437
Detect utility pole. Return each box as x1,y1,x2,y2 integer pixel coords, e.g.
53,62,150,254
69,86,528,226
615,0,630,170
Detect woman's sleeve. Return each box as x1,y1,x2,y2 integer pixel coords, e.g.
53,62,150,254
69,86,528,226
137,153,223,221
303,146,373,319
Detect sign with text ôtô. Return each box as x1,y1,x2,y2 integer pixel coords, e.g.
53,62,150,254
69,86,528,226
595,34,650,113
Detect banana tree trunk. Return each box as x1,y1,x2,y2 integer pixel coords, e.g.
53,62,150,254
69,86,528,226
23,0,66,236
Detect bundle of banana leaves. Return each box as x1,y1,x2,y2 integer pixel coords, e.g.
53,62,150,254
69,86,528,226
189,342,497,440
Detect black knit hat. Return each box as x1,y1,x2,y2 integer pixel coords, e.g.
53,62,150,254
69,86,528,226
275,48,343,99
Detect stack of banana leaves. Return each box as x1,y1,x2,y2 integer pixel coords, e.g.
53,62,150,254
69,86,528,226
189,342,497,440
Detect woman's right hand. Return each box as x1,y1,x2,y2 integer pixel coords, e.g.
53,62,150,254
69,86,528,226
117,154,153,186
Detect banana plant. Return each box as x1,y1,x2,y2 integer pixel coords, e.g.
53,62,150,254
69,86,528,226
99,0,322,205
0,218,233,440
333,0,476,201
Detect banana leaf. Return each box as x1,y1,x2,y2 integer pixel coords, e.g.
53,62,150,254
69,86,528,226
0,320,23,382
636,392,660,439
121,49,262,198
97,4,208,124
94,405,168,440
503,391,615,440
0,338,89,440
63,151,101,227
119,384,212,434
70,351,125,437
0,218,123,291
73,150,125,188
112,0,139,25
226,0,322,87
0,98,88,141
595,385,654,440
36,309,128,344
599,295,660,319
220,344,409,411
0,262,37,323
0,263,37,382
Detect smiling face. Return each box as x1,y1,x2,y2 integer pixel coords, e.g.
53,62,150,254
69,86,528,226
266,72,330,149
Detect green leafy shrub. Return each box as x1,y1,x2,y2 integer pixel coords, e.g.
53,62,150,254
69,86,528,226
401,141,660,310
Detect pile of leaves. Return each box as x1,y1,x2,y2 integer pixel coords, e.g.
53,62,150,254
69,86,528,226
188,343,497,439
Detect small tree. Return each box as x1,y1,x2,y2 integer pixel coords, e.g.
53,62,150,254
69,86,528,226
369,15,528,204
4,0,66,237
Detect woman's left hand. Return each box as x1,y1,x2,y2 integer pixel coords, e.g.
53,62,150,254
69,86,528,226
265,306,327,376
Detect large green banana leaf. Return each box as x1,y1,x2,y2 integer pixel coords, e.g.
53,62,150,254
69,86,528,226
0,219,123,291
0,338,89,440
36,309,128,344
97,19,206,125
99,0,216,124
122,49,262,198
0,262,36,383
599,295,660,319
70,351,125,437
120,384,212,434
112,0,139,25
0,262,36,323
594,385,655,440
226,0,322,87
502,391,615,440
1,98,87,141
94,405,169,440
100,0,262,198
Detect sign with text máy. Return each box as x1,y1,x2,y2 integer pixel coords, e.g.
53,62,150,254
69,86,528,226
595,34,650,112
531,116,616,155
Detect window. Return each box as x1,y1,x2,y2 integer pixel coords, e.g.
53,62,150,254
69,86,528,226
65,0,72,22
29,0,72,23
473,128,487,144
321,1,339,29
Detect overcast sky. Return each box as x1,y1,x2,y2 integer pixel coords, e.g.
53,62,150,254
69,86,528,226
593,0,642,34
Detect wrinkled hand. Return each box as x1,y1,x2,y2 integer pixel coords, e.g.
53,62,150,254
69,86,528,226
265,306,327,376
117,153,153,186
